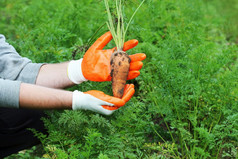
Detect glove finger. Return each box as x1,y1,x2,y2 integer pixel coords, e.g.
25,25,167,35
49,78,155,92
95,105,115,115
122,88,135,103
123,39,138,51
92,31,113,50
122,84,135,103
123,84,134,95
100,95,125,107
103,84,135,109
127,71,140,80
102,105,119,110
130,61,143,71
85,90,125,107
129,53,146,62
123,84,130,94
98,99,114,106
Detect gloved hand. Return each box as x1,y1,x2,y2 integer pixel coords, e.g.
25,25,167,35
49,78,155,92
67,32,146,84
72,84,135,115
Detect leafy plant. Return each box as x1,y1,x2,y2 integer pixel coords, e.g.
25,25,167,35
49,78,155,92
1,0,237,158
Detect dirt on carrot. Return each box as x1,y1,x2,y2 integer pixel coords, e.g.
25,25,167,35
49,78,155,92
110,50,131,98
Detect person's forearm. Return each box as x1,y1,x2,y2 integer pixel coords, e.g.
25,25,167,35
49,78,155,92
36,62,74,88
19,83,72,109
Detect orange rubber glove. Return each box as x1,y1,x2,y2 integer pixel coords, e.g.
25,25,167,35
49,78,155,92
85,84,135,111
72,84,135,115
81,31,146,82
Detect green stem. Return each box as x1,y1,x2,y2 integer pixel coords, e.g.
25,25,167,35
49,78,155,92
151,92,175,143
216,141,223,159
124,0,145,39
104,0,145,51
104,0,118,46
87,22,107,46
151,123,166,143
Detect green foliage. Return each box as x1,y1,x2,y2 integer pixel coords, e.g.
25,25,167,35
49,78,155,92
1,0,237,158
5,145,44,159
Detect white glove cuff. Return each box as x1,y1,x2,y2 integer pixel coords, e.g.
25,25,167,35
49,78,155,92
72,90,84,110
67,59,88,84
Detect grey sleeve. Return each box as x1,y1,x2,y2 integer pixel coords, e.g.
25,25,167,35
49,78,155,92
0,34,43,83
0,79,21,108
0,34,43,108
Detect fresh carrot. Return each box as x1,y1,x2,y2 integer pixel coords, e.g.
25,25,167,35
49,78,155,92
104,0,145,98
110,50,130,98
